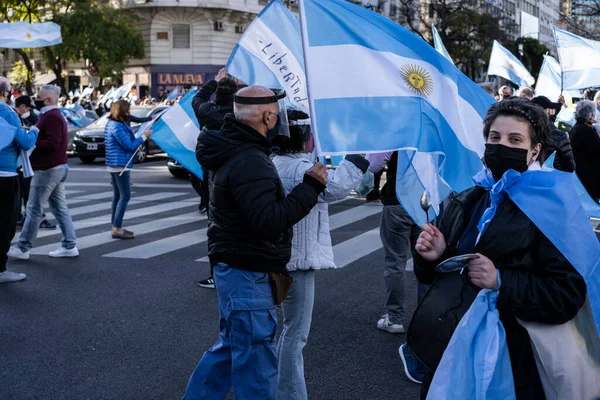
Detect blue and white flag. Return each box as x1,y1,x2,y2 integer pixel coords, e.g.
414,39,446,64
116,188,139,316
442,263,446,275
227,0,308,114
166,86,180,102
487,40,534,87
298,0,495,225
150,91,203,180
544,153,600,218
431,25,453,65
535,55,580,101
81,87,94,98
554,27,600,90
108,82,134,102
0,22,61,48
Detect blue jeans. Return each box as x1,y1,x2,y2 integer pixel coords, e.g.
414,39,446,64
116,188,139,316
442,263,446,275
110,171,131,228
276,270,315,400
18,164,76,251
182,263,278,400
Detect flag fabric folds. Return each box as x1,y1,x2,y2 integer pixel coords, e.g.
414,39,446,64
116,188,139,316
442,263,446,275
298,0,495,225
0,22,62,48
150,91,203,180
431,25,453,65
535,55,579,102
487,40,535,87
227,0,308,114
167,86,180,102
554,27,600,90
544,153,600,218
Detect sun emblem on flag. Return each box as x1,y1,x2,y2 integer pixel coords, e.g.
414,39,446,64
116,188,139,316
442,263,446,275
26,33,32,39
400,64,433,97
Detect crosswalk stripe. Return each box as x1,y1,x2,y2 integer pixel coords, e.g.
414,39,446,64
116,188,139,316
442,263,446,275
103,228,208,259
329,203,382,231
333,228,381,268
592,218,600,232
35,197,200,239
66,182,191,189
65,190,85,195
28,212,205,255
196,203,383,262
46,192,188,219
65,191,115,206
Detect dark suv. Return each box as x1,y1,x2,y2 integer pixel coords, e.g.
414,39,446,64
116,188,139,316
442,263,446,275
72,106,168,164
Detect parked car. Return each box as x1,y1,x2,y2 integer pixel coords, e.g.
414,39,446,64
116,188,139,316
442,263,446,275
59,108,95,150
167,157,191,179
72,105,168,164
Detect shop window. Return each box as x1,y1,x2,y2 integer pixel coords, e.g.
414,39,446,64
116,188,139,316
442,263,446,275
173,24,190,49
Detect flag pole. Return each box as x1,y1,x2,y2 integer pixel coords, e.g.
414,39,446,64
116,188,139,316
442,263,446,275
120,145,141,176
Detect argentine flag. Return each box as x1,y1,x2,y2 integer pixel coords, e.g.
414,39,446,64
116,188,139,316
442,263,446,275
554,27,600,90
431,25,453,65
151,91,203,179
227,0,308,114
0,22,61,49
299,0,495,225
487,40,534,87
535,55,579,101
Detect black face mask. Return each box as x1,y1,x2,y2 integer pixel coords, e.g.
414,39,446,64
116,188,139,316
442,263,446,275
34,100,45,110
484,143,531,181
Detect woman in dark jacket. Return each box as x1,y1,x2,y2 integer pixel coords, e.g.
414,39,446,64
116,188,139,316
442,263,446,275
104,100,152,239
569,100,600,201
412,99,587,399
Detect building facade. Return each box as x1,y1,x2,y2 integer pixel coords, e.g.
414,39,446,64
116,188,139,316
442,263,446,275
561,0,600,37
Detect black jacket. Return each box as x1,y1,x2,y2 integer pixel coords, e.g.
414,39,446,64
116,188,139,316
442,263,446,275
192,80,233,130
196,116,325,274
546,128,575,172
569,122,600,201
413,186,587,400
380,151,399,205
19,111,39,128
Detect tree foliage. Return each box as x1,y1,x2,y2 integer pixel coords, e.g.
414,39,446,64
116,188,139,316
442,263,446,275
506,37,549,83
396,0,508,80
0,0,144,94
8,60,30,86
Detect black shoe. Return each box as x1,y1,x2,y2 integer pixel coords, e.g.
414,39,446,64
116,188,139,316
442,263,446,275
39,219,57,229
198,276,215,289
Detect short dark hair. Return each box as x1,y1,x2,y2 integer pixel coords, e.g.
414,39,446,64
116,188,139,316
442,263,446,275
15,95,33,108
215,77,238,106
483,98,551,162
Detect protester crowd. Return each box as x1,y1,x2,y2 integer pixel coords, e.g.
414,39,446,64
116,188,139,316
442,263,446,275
1,67,599,400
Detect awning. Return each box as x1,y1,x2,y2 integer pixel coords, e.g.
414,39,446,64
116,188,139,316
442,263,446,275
33,72,57,86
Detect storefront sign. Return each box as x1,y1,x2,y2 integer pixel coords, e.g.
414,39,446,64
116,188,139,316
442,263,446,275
157,73,205,85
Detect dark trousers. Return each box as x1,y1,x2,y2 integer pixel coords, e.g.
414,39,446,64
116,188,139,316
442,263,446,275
18,168,32,217
0,176,20,272
190,168,209,211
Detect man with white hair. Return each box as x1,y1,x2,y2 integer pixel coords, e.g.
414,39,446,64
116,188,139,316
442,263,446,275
516,86,534,101
0,76,38,282
9,84,78,260
182,86,328,399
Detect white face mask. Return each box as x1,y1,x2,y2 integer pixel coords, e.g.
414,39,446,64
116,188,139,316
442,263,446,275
20,111,30,119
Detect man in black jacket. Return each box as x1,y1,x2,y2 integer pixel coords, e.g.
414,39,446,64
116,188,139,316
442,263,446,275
192,68,238,288
531,96,576,172
182,86,328,400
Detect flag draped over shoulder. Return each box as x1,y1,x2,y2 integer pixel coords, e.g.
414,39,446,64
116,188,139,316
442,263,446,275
431,25,453,65
227,0,308,114
554,27,600,90
487,40,534,87
298,0,495,225
0,22,61,48
150,91,203,180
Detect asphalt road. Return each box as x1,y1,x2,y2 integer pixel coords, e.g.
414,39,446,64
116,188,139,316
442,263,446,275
1,156,422,400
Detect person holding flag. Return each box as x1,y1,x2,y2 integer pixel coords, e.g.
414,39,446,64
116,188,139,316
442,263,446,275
412,99,595,399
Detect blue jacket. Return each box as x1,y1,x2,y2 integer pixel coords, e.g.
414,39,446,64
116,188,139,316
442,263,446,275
104,119,144,168
0,102,38,173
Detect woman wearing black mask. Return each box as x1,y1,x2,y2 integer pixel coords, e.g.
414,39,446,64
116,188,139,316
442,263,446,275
410,99,587,399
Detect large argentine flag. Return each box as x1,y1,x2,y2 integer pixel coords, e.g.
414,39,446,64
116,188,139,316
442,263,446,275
0,22,61,48
227,0,308,114
487,40,534,87
299,0,495,225
554,27,600,90
431,25,453,65
151,91,203,179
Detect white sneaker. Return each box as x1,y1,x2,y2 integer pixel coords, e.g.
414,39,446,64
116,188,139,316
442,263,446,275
7,245,30,260
48,246,79,258
0,269,27,283
377,316,405,334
